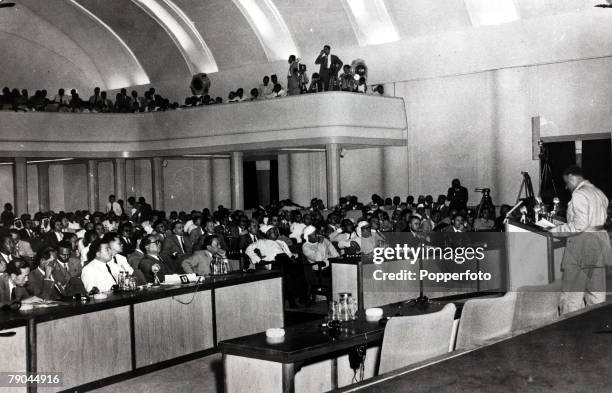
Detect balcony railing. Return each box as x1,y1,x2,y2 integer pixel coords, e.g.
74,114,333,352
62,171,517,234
0,92,408,158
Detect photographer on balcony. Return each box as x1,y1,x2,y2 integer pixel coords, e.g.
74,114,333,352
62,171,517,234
287,55,309,96
314,45,343,92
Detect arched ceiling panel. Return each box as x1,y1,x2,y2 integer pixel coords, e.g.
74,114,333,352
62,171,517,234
0,4,104,92
131,0,218,74
172,0,268,70
273,0,359,58
75,0,191,83
19,0,149,89
339,0,399,46
385,0,471,39
231,0,299,61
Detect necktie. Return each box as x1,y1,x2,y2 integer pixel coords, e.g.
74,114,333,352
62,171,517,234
178,236,184,253
106,263,117,284
10,287,16,301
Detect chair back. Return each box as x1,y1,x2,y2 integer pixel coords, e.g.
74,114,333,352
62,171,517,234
512,282,561,332
455,292,517,350
378,303,456,375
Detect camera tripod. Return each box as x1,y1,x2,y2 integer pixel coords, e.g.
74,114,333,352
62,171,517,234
516,172,536,207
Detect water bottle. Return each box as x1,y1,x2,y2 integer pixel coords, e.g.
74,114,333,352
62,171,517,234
222,257,229,275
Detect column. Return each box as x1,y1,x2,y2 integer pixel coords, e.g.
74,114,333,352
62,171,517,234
13,158,28,215
113,158,127,202
325,144,341,209
151,157,164,211
289,153,309,206
277,154,291,200
86,160,98,212
255,160,270,207
230,152,244,210
212,158,231,209
37,163,50,212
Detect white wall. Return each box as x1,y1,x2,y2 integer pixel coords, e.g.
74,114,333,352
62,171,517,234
396,56,612,205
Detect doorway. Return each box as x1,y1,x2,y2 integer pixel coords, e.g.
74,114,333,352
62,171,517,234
243,159,279,209
541,137,612,204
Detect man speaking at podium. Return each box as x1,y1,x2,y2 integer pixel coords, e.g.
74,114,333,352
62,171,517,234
550,166,612,314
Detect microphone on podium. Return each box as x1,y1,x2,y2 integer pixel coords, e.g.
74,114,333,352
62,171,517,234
503,200,524,224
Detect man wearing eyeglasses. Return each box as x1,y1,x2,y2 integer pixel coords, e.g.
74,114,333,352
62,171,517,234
138,235,180,283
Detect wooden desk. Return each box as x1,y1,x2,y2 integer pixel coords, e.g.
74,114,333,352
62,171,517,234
339,303,611,392
331,239,505,310
220,300,461,393
0,270,283,393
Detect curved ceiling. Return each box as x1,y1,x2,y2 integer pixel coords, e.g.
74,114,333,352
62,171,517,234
0,0,598,91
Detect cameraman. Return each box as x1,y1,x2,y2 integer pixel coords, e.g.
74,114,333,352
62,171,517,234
447,178,469,212
314,45,343,92
287,55,301,96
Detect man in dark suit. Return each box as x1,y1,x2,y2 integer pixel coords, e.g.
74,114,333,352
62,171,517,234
0,258,30,306
188,217,205,250
27,247,62,300
139,235,180,283
57,241,83,278
43,218,64,247
128,232,146,271
239,220,260,252
447,178,469,212
0,234,15,273
18,218,36,241
118,222,135,256
314,45,343,91
161,221,192,263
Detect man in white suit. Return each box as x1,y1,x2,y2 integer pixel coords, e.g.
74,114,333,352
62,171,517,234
550,166,612,314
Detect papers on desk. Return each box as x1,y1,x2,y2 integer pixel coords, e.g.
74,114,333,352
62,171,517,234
162,273,200,285
535,218,556,229
20,297,60,310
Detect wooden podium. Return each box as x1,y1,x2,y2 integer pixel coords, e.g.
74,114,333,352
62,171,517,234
505,220,565,290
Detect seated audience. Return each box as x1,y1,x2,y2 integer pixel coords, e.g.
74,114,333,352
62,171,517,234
81,239,117,292
0,258,31,305
245,225,294,269
181,235,221,276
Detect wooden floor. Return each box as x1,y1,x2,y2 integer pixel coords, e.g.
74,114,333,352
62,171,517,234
91,354,223,393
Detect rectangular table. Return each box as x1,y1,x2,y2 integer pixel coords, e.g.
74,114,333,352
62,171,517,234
220,300,463,393
0,270,283,393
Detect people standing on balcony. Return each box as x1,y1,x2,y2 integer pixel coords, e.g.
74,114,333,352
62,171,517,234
259,75,273,98
270,74,281,91
88,87,102,109
130,90,141,112
308,73,322,93
287,55,301,96
69,89,83,112
315,44,343,92
51,88,71,112
339,64,355,92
